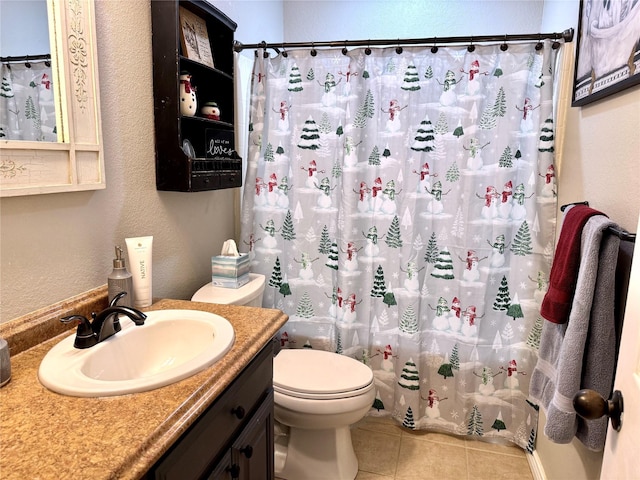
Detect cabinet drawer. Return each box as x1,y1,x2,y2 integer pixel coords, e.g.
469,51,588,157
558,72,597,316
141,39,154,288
150,343,274,480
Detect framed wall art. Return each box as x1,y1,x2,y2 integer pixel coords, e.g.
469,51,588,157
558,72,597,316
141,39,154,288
572,0,640,106
179,6,215,68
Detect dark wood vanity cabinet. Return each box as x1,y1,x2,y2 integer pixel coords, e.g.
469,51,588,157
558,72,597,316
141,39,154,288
150,0,242,192
146,342,275,480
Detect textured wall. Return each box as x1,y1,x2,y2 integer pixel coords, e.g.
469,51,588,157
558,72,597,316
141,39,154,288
0,0,279,322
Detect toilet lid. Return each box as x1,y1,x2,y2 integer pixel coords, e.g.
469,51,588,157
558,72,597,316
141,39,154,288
273,349,373,398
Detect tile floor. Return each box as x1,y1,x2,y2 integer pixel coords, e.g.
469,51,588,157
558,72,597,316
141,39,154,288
352,416,534,480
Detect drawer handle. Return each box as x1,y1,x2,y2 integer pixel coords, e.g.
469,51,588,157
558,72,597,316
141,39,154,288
240,445,253,459
231,405,245,419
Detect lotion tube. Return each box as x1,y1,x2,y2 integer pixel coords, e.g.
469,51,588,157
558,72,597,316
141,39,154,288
125,236,153,308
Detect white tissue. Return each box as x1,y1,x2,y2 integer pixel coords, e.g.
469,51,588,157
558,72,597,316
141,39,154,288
221,239,240,257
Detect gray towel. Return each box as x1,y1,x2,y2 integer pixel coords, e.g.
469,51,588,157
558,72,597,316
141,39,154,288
530,215,620,451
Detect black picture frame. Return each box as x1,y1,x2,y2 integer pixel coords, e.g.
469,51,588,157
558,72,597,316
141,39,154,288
572,0,640,107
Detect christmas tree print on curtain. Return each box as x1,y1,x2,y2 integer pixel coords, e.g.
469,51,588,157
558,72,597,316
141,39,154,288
241,41,562,450
1,62,56,141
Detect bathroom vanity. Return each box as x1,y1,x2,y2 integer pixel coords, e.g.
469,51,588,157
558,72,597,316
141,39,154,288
147,338,276,479
0,293,287,479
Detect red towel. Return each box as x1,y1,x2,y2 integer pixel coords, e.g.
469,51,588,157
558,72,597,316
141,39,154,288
540,205,605,324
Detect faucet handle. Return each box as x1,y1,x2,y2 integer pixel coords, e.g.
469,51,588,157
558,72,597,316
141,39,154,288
61,315,98,349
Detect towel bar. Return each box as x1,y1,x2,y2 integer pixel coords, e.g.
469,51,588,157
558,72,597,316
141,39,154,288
560,201,636,243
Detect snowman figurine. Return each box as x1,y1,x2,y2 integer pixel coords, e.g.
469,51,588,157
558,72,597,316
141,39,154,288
200,101,220,120
179,71,197,117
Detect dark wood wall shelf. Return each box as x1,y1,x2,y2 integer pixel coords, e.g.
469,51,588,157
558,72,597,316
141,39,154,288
151,0,241,192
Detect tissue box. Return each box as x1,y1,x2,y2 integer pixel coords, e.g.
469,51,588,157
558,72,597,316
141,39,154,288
211,253,250,288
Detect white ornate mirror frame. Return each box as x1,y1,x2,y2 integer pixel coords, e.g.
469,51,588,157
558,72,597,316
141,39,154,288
0,0,104,197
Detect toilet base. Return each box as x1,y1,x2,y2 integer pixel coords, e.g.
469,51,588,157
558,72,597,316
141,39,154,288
275,424,358,480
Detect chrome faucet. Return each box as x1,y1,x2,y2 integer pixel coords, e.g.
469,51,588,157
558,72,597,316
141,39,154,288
61,292,147,349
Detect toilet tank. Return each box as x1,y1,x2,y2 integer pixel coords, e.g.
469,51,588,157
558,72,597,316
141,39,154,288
191,273,266,307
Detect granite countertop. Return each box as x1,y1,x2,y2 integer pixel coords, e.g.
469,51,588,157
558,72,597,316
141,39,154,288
0,297,288,480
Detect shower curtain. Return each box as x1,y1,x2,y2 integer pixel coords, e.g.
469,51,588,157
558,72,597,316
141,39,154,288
0,60,57,141
241,40,562,450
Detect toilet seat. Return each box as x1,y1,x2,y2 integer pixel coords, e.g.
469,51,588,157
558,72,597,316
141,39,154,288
274,349,374,400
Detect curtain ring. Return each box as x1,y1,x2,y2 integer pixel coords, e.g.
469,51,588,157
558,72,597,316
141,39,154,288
282,47,288,58
396,39,403,55
467,37,475,53
431,38,438,54
342,41,348,55
500,35,508,51
365,42,372,55
552,40,561,50
535,36,543,51
310,43,317,57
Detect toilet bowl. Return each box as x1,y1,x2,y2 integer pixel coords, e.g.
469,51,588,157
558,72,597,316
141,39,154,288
192,274,374,480
273,349,375,480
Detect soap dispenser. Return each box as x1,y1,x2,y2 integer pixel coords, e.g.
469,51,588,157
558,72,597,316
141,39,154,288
108,246,134,307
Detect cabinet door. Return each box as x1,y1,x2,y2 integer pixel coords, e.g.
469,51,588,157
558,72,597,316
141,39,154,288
207,450,236,480
232,391,274,480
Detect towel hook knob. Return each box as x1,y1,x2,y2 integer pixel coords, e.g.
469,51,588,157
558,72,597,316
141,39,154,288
573,389,624,432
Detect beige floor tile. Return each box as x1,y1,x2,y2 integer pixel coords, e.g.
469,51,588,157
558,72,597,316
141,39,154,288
355,415,404,437
395,435,468,480
355,472,395,480
465,437,526,457
352,428,402,477
466,448,533,480
403,428,467,447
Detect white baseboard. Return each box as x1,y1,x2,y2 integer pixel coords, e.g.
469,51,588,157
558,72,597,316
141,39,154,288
528,450,548,480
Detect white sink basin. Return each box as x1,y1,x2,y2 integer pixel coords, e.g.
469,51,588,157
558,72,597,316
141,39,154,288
38,309,234,397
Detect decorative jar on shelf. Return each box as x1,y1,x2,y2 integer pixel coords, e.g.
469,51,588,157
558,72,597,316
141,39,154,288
201,102,220,121
179,71,197,117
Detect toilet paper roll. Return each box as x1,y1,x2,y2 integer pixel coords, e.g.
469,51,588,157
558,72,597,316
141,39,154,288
0,338,10,387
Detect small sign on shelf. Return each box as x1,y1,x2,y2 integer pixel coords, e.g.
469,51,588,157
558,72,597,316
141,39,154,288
205,129,236,159
179,7,215,68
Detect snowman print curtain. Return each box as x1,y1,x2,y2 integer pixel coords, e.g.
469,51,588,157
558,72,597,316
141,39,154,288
241,40,562,450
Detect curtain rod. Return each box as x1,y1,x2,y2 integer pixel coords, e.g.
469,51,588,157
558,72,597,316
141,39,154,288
234,28,574,53
1,54,51,63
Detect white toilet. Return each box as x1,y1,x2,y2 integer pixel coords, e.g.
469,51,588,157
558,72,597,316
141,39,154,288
191,273,375,480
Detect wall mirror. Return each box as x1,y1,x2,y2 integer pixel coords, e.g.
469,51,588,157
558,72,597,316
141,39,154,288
0,0,104,197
